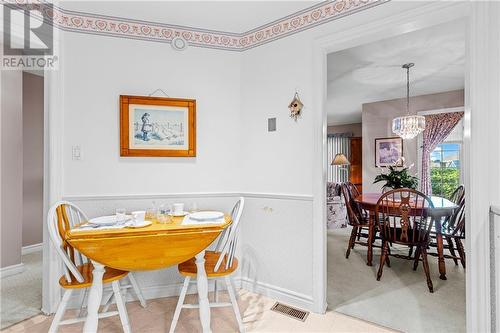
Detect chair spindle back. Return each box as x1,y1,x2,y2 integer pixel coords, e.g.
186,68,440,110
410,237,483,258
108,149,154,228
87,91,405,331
375,189,434,245
449,184,465,205
345,181,360,198
450,196,466,238
214,197,245,272
341,183,364,227
48,201,90,283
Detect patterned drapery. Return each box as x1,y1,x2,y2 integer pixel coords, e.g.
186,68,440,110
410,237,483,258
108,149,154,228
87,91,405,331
327,133,352,182
421,112,464,195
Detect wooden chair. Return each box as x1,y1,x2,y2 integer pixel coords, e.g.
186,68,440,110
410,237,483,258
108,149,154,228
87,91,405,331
47,201,146,333
449,184,465,205
375,189,435,292
170,198,245,333
429,195,466,268
341,184,372,259
345,181,360,198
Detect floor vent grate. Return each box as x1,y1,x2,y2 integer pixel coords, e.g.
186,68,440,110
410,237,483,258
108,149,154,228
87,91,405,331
270,302,309,322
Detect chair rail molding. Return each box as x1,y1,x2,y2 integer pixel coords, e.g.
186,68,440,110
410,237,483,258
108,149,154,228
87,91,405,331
62,192,314,202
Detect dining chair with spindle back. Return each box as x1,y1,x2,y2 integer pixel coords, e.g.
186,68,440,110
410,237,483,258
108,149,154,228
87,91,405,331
345,181,360,198
341,184,374,260
170,197,245,333
427,184,466,266
429,195,466,268
449,184,465,205
47,201,145,333
375,189,435,292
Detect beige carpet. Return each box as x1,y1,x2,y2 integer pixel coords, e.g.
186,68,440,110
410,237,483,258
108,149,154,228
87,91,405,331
327,228,466,333
0,252,42,330
2,289,396,333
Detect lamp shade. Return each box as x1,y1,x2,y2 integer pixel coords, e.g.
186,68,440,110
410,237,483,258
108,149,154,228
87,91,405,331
331,153,350,166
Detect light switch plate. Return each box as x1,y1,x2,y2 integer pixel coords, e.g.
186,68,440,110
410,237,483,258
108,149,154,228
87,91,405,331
268,118,276,132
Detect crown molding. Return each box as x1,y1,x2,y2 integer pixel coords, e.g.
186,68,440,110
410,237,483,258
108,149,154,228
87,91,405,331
6,0,389,51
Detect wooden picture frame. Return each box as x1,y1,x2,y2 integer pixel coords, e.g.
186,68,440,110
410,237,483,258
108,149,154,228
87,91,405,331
120,95,196,157
374,137,403,167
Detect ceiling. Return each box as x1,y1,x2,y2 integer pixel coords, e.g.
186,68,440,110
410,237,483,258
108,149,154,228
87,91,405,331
326,19,465,126
60,1,320,33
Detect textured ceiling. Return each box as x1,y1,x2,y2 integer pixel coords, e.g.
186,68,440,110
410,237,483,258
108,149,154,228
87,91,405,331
327,19,465,125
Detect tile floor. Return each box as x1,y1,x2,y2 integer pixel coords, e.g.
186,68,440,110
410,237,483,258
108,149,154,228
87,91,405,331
3,289,396,332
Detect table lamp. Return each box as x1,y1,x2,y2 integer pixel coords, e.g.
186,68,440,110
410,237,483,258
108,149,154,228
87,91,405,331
331,153,350,182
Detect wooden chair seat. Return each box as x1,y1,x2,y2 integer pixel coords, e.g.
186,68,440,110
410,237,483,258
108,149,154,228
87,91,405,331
178,251,238,278
59,263,128,289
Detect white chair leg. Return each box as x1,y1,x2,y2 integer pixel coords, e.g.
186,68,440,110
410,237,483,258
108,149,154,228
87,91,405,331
112,280,131,333
128,273,147,308
49,289,72,333
225,276,244,333
77,288,88,317
101,292,115,313
169,276,191,333
214,280,218,302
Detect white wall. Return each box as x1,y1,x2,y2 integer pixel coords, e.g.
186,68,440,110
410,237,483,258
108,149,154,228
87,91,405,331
362,90,464,193
1,69,23,268
58,31,242,304
61,33,241,196
23,72,44,247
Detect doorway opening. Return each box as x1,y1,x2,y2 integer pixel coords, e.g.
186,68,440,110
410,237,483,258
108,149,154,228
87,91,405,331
325,19,467,332
1,70,45,329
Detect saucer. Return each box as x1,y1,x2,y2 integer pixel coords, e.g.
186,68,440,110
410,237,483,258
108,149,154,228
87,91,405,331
168,211,190,217
126,220,152,228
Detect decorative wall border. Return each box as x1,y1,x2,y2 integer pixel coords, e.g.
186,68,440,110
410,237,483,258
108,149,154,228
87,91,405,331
5,0,389,51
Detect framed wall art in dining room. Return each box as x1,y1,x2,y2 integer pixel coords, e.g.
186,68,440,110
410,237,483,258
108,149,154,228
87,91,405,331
120,95,196,157
374,137,403,167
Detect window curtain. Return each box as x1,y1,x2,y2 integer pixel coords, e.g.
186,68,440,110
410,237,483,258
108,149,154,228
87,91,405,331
327,133,352,183
421,112,464,195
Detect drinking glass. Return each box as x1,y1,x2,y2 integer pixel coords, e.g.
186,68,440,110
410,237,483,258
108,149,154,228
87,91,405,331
145,208,157,222
115,208,126,223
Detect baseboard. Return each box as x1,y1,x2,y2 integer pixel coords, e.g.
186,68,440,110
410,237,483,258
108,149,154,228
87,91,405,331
22,243,43,255
0,263,26,279
239,277,314,311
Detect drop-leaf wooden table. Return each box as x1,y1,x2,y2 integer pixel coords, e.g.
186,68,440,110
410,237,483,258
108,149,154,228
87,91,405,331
65,215,232,333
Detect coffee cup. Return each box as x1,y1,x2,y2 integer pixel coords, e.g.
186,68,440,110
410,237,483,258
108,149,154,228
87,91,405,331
172,203,184,216
131,211,145,224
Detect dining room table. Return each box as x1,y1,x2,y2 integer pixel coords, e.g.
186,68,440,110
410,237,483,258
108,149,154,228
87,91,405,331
353,192,458,280
64,213,232,333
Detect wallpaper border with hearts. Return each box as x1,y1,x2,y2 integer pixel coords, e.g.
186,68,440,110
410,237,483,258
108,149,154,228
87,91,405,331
5,0,389,51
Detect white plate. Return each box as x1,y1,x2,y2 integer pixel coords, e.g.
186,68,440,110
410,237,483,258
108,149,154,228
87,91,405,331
88,215,131,226
126,220,152,228
168,211,190,217
189,211,224,221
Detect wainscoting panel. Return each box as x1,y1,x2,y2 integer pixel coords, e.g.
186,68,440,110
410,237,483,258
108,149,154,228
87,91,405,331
239,196,314,310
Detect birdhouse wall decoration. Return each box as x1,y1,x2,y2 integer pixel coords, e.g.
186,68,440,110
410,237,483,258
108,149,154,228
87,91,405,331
288,92,303,121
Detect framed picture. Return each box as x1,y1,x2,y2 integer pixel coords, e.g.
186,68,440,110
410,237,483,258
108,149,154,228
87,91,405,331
120,95,196,157
375,137,403,167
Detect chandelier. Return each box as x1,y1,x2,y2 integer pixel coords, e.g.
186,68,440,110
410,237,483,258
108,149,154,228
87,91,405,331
392,63,425,139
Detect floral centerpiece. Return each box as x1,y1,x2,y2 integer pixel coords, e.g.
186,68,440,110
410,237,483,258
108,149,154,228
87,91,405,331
373,157,419,191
